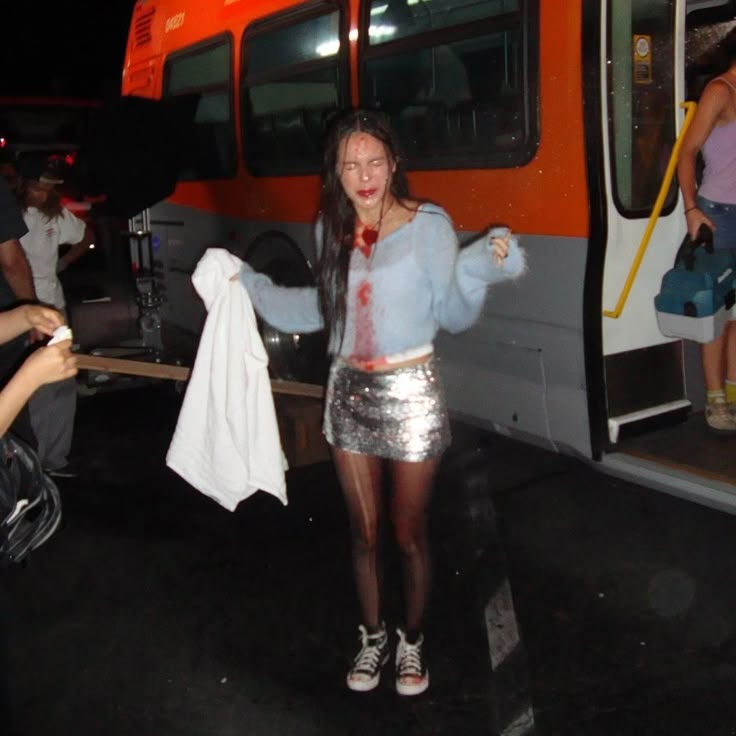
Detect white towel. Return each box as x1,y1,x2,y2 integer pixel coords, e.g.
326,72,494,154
166,248,288,510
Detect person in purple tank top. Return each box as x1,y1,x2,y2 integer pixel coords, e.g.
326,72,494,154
678,27,736,434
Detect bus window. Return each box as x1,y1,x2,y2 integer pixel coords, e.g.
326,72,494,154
163,37,236,182
608,0,677,215
242,8,344,176
361,0,537,169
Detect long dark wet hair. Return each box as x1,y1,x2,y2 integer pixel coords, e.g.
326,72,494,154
317,108,411,348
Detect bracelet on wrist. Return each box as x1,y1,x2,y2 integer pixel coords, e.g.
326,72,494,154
684,206,699,214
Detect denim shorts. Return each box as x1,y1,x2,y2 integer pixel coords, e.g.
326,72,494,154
697,196,736,251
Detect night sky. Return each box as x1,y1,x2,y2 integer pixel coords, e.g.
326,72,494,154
0,2,136,100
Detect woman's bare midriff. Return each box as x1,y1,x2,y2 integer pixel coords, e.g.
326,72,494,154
345,352,433,373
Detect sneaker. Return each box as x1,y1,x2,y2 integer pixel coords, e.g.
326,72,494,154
705,399,736,435
346,623,389,692
395,628,429,696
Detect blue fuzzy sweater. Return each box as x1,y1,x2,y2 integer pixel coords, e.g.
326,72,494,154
239,203,525,359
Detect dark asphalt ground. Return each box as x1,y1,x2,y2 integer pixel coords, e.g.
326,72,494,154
5,384,736,735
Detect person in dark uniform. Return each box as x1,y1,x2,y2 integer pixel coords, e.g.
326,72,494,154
0,175,38,735
0,176,38,447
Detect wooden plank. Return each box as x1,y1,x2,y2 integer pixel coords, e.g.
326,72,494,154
74,353,324,398
75,354,190,381
270,379,324,399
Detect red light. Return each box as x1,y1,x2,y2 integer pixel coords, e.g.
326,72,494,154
0,138,5,148
65,153,75,166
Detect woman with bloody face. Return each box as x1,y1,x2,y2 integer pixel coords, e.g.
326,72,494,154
238,108,526,695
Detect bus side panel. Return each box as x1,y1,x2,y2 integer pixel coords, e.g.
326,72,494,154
147,199,319,329
426,2,593,457
166,177,322,229
437,233,591,456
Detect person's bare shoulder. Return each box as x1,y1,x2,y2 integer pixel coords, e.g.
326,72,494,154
703,77,735,105
693,78,736,125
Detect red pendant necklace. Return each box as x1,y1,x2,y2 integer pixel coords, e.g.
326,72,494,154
355,200,395,258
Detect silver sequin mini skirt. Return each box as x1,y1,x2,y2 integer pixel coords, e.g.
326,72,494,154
323,356,451,462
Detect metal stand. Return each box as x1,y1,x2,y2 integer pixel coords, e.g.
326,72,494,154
127,209,164,357
80,209,170,391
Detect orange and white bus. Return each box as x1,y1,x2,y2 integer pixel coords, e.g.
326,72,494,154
116,0,736,510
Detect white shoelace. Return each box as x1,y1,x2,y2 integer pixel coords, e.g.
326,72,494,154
352,625,387,675
397,635,424,677
710,402,730,417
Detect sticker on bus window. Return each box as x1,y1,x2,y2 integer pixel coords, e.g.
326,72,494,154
633,34,652,85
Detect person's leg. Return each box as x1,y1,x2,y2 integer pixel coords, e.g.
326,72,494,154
388,456,440,696
331,446,389,691
29,377,76,472
701,331,736,432
332,447,384,629
723,321,736,422
44,306,78,472
389,457,439,637
724,320,736,388
28,383,53,468
702,332,725,392
698,201,736,431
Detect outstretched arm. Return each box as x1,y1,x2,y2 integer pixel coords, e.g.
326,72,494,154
0,304,63,344
0,340,77,436
238,265,324,334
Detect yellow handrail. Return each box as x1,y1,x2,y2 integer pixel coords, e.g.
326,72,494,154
602,100,698,318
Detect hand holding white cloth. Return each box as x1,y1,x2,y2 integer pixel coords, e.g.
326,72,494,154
166,248,288,510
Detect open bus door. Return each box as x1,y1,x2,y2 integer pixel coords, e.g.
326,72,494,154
596,0,736,511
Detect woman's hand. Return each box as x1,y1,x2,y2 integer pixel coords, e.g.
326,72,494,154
23,305,64,337
686,207,715,240
489,228,512,267
21,341,78,390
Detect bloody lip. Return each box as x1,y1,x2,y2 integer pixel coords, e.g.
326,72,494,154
357,189,376,197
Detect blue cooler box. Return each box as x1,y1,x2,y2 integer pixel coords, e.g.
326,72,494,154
654,245,735,344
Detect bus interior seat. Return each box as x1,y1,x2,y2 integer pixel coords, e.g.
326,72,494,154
193,121,234,175
272,108,316,158
446,101,478,148
251,113,281,163
249,106,334,168
396,99,522,155
303,105,333,151
399,102,450,155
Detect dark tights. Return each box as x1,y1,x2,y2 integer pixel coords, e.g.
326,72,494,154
332,447,439,637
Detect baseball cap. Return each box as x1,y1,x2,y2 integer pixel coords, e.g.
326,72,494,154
18,155,65,184
39,171,64,185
